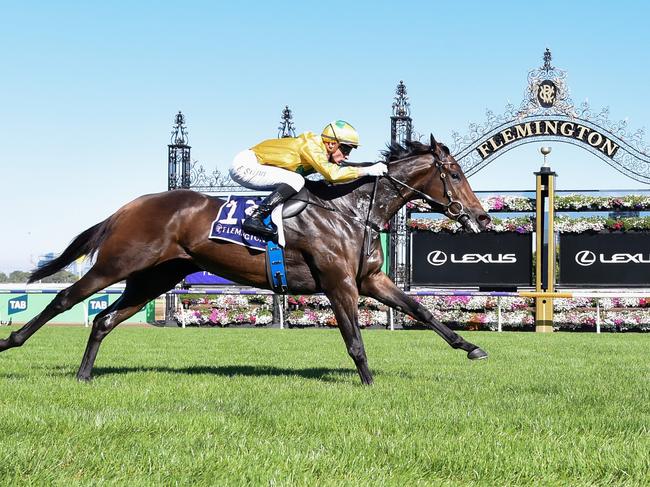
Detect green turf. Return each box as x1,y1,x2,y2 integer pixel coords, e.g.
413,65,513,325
0,326,648,486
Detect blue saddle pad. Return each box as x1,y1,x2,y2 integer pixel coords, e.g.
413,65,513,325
209,196,268,250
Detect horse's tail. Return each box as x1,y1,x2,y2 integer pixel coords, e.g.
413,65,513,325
28,217,114,283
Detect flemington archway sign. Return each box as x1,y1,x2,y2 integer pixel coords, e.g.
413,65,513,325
450,49,650,182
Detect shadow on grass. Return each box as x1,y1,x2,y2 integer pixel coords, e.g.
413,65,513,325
79,364,370,383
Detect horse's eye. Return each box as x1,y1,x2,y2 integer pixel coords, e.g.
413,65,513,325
451,172,461,181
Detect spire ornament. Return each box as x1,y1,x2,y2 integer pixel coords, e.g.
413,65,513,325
391,80,413,145
278,105,296,138
168,111,192,190
518,48,575,117
170,111,189,145
392,80,411,118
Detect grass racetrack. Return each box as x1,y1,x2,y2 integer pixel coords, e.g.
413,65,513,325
0,326,648,486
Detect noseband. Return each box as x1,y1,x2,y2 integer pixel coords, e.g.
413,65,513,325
383,159,471,225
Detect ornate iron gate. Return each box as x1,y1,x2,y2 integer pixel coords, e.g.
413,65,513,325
450,49,650,182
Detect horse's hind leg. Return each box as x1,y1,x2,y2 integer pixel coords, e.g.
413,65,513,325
360,272,487,360
0,270,118,352
76,260,196,381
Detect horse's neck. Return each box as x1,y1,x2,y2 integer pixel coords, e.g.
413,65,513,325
305,176,407,226
305,152,427,224
305,178,376,213
370,158,431,222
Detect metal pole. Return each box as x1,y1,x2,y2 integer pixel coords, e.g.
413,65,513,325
497,296,502,332
534,147,557,333
181,294,185,329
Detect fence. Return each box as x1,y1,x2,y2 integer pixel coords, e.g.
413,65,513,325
169,287,650,333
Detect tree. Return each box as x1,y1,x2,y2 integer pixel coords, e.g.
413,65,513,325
41,270,78,283
8,271,31,283
0,272,7,283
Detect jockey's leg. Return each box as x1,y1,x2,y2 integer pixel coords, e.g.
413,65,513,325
229,150,305,239
243,183,297,239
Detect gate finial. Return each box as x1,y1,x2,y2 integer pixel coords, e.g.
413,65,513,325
171,111,189,145
278,105,296,138
391,80,413,145
168,111,192,190
392,80,411,118
542,48,553,73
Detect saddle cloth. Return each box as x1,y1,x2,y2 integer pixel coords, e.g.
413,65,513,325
208,195,286,250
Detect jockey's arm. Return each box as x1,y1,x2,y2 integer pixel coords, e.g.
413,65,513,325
304,137,362,183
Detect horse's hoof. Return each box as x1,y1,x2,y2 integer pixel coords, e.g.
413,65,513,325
77,374,93,382
468,348,488,360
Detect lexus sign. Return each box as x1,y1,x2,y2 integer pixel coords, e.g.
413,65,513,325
560,233,650,286
411,232,532,287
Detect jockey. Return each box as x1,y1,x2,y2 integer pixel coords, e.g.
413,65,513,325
230,120,388,239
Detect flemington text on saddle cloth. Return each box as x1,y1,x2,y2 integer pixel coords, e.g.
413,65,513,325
208,196,286,249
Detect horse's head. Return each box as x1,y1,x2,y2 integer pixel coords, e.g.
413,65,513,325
385,134,491,232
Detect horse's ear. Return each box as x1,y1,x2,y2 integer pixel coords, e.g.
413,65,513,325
430,133,440,157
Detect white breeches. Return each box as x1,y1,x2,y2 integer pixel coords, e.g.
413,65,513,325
229,149,305,192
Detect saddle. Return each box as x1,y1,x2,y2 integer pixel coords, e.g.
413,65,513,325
281,187,309,218
207,191,310,295
207,179,372,293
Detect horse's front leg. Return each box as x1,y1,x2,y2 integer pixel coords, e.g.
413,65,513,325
360,272,487,360
322,278,374,385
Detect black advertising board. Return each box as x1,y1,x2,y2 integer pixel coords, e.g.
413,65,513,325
410,232,533,287
559,233,650,287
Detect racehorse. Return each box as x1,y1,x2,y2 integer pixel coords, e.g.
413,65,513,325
0,136,491,385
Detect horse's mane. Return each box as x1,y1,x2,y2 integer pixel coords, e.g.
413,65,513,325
382,140,433,162
381,139,451,162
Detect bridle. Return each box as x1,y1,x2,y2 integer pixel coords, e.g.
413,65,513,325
381,156,472,227
306,149,475,257
356,153,473,257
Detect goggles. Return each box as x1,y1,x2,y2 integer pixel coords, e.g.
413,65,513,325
339,144,354,156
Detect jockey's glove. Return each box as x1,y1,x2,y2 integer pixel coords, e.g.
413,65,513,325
363,163,388,177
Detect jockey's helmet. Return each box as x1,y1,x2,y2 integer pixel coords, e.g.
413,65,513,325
321,120,360,148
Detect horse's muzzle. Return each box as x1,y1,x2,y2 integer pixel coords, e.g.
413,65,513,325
459,212,491,233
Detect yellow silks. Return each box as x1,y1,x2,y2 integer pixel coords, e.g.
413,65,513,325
251,132,361,183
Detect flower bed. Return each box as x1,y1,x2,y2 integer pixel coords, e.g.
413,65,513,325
175,295,273,327
174,294,650,331
555,194,650,211
408,194,650,213
408,216,534,234
408,215,650,234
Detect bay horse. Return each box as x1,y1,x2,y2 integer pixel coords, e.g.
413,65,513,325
0,136,491,385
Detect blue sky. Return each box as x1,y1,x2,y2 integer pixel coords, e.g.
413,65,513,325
2,0,649,272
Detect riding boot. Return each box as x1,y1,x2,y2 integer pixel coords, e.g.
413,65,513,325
243,183,297,239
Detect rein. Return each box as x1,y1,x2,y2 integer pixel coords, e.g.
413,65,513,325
290,152,472,257
383,160,471,225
